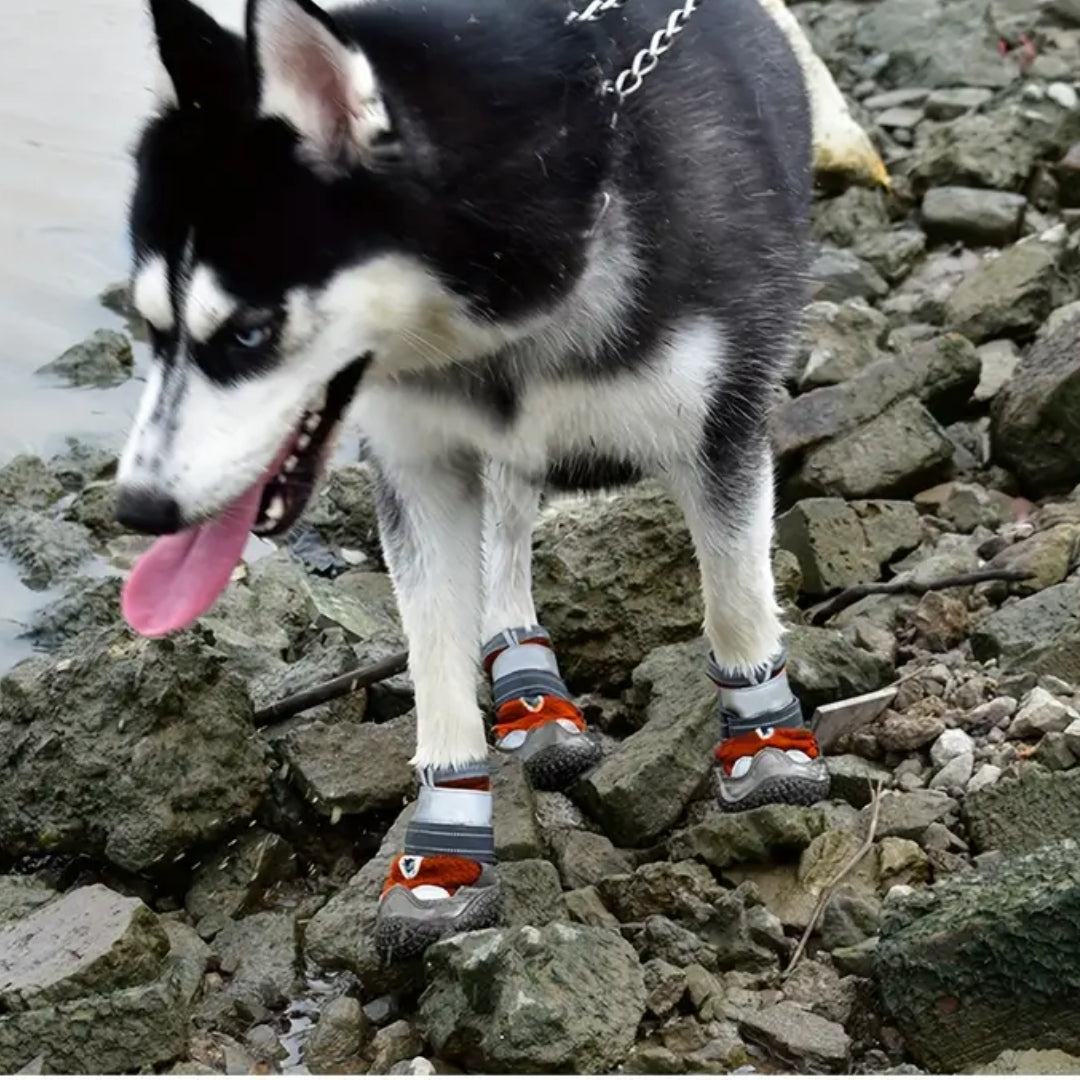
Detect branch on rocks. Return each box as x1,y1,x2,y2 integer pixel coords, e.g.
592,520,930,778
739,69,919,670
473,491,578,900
782,778,884,978
252,651,409,727
807,567,1035,626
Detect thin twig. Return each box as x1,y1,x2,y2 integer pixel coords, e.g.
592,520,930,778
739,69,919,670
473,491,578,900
782,777,884,977
253,650,409,727
808,567,1034,626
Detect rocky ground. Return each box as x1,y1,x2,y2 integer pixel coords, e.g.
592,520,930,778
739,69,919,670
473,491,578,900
6,0,1080,1073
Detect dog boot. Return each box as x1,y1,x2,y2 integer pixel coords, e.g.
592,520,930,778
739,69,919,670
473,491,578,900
710,650,830,812
483,625,601,790
374,762,501,961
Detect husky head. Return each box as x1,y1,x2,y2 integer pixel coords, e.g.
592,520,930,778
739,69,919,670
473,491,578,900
116,0,611,636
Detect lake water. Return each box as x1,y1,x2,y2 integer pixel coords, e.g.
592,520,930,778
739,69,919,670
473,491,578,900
0,1,329,672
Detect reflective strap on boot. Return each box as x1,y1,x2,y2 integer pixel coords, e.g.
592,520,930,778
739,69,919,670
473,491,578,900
404,784,495,864
707,650,805,738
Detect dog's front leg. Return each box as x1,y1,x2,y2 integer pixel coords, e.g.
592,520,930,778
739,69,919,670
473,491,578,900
369,452,499,959
479,461,600,791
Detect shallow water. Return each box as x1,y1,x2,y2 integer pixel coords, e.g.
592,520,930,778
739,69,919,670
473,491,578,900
0,1,353,673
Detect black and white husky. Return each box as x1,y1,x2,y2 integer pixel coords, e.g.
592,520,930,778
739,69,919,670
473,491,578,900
117,0,829,955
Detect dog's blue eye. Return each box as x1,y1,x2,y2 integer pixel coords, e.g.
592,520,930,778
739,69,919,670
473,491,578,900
234,325,270,349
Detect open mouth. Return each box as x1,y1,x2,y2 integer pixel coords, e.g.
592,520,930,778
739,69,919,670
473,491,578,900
120,354,371,639
252,356,370,537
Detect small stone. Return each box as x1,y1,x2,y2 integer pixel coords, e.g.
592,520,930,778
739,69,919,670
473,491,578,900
369,1021,423,1076
973,1048,1080,1074
963,697,1018,735
1048,82,1079,110
775,498,878,595
549,829,632,890
493,757,544,862
808,246,889,304
966,763,1002,793
876,105,925,130
672,805,825,869
796,300,888,390
924,87,993,121
929,752,975,791
36,329,134,388
0,877,56,926
1032,731,1078,771
878,838,929,889
185,829,296,924
562,886,619,928
1064,717,1080,756
820,886,881,950
1007,686,1078,738
304,996,373,1074
642,958,688,1018
864,789,958,841
739,1002,851,1072
824,755,893,808
877,710,946,752
621,1045,683,1074
973,340,1022,403
498,859,564,927
930,728,975,767
922,187,1026,246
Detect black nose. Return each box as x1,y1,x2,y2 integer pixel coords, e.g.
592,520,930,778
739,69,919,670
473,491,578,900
115,488,183,535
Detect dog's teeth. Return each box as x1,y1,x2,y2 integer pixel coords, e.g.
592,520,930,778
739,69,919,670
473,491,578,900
310,388,327,413
296,433,311,451
265,495,285,524
303,413,321,433
284,455,299,473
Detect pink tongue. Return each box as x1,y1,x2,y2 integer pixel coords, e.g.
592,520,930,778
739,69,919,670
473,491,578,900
121,477,266,638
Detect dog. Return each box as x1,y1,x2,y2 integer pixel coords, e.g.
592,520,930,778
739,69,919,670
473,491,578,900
116,0,829,958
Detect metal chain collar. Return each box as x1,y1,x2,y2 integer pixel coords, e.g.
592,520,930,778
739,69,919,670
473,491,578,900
567,0,702,109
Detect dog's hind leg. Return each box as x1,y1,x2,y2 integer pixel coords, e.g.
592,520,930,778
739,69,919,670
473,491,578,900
480,460,600,791
368,452,500,961
667,441,830,814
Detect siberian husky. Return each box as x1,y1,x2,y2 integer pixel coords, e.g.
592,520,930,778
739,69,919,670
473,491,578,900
117,0,828,957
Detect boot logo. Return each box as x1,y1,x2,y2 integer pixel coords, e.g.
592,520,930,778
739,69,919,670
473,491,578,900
398,855,423,879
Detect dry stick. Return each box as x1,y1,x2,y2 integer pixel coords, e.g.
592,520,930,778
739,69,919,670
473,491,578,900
253,650,409,727
808,567,1034,626
782,777,884,978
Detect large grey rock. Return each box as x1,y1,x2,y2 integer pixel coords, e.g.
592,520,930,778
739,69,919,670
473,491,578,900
774,333,981,464
574,643,716,846
992,312,1080,495
863,789,957,841
419,923,646,1073
498,859,564,927
0,454,64,511
185,828,295,925
0,877,56,926
0,886,200,1073
971,579,1080,680
786,625,895,713
0,508,96,588
946,231,1074,344
963,765,1080,855
213,911,299,1005
280,713,415,818
532,485,702,691
775,499,878,595
303,995,373,1074
797,300,888,389
36,329,134,388
672,805,826,870
0,626,270,872
876,841,1080,1071
788,397,955,500
922,187,1027,247
739,1001,851,1072
808,246,888,303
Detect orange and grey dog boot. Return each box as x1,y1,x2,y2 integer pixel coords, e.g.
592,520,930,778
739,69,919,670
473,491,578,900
483,625,601,790
709,650,830,813
374,762,501,962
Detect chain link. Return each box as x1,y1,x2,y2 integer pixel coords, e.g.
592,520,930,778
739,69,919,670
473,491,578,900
566,0,702,116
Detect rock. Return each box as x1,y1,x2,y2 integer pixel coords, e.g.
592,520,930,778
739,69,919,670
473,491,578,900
185,828,296,924
621,1045,683,1073
916,481,1011,532
549,829,632,890
213,911,298,1008
877,105,924,131
825,756,892,808
773,333,981,464
739,1002,851,1072
831,937,879,978
280,713,415,818
967,763,1002,793
304,806,423,996
673,805,825,870
574,664,716,847
0,626,269,872
929,752,974,791
499,859,564,927
0,886,196,1073
878,837,929,889
305,463,384,566
36,329,133,388
820,886,881,950
642,958,688,1018
974,340,1023,403
369,1020,424,1075
878,709,946,754
908,591,969,651
419,923,646,1073
924,87,994,120
922,187,1027,247
0,454,64,511
0,876,56,926
531,484,702,691
1008,686,1079,738
562,886,619,929
634,916,717,970
596,860,723,924
304,996,373,1074
812,187,891,248
808,246,888,303
853,499,924,565
782,958,857,1027
0,508,96,588
797,300,888,389
854,228,928,285
854,0,1011,91
946,231,1073,344
971,579,1080,680
22,575,123,653
389,1056,434,1075
1066,717,1080,756
786,625,895,713
876,840,1080,1071
775,499,878,595
492,756,545,862
964,765,1080,855
989,522,1080,593
993,312,1080,495
972,1048,1080,1074
1033,731,1078,770
930,728,975,767
788,397,955,501
864,789,957,841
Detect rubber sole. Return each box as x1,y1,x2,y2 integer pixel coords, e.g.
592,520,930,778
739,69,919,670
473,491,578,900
374,884,502,963
524,737,602,791
713,770,831,813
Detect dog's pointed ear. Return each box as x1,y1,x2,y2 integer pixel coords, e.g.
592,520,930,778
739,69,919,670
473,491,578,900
148,0,247,112
247,0,391,173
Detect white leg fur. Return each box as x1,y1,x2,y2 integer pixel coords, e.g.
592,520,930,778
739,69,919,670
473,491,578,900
373,457,489,769
668,454,785,675
481,461,541,642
